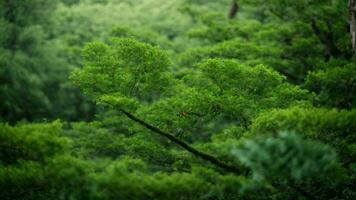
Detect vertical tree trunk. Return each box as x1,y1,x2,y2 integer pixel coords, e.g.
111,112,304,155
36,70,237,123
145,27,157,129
228,0,239,19
350,0,356,54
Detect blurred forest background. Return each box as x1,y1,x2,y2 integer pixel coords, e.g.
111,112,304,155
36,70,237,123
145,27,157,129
0,0,355,199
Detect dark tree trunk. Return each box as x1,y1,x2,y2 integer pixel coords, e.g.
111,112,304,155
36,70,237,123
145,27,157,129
350,0,356,54
228,0,239,19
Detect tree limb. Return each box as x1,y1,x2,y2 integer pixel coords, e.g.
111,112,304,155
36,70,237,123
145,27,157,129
118,108,318,200
118,108,241,174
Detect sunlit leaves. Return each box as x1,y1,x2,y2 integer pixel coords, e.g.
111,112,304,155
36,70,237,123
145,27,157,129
72,38,171,106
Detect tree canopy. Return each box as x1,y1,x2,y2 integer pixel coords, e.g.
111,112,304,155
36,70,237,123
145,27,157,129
1,0,355,200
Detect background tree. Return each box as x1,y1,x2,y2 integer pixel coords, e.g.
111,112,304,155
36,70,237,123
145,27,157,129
0,0,57,123
0,0,96,123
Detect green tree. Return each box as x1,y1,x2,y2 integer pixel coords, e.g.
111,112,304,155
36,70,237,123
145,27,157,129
0,1,355,200
0,0,57,123
0,0,96,123
71,38,351,199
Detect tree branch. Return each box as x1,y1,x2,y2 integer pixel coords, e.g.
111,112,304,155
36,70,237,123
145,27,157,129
118,108,241,174
118,108,318,200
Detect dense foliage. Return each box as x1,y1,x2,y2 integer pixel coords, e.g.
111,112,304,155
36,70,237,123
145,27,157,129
1,0,355,199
